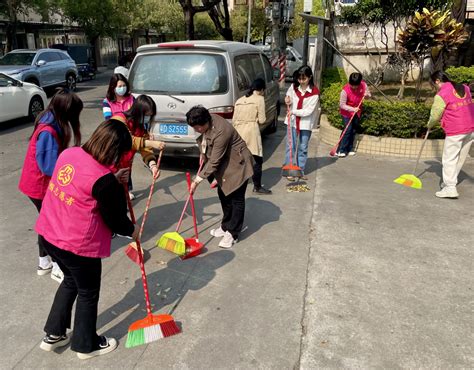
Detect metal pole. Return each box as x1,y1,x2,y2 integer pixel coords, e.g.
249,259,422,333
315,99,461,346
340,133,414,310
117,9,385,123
247,0,252,44
323,37,394,104
302,13,310,65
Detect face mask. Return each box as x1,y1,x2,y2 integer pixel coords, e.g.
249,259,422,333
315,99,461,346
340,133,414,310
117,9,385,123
115,86,127,96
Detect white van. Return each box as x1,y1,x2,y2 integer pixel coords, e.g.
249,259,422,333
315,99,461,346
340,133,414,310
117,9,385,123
122,41,281,157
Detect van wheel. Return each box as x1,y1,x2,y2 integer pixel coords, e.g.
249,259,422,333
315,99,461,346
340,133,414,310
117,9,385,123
29,95,44,120
65,73,76,91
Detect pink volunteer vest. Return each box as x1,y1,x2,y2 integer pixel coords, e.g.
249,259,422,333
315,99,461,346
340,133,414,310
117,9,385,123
437,83,474,136
340,81,366,118
35,147,113,258
18,124,61,200
106,95,134,116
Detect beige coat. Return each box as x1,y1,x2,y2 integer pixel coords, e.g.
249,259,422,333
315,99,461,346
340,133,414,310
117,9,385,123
232,92,266,157
197,114,254,196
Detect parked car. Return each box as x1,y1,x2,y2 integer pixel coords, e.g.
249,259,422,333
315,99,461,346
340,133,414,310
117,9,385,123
50,44,96,81
0,72,47,123
121,41,281,157
257,45,303,78
0,49,78,90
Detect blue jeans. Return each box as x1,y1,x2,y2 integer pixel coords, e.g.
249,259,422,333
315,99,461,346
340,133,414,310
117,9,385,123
285,127,312,172
338,115,360,154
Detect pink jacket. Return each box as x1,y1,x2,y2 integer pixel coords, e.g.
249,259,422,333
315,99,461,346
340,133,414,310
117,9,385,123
340,82,366,118
35,147,113,258
438,82,474,136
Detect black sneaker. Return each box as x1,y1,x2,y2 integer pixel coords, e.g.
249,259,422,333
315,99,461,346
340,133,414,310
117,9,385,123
77,336,117,360
253,187,272,194
40,334,70,351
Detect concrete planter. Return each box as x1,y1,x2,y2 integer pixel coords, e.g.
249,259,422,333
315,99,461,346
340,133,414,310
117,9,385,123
319,114,448,159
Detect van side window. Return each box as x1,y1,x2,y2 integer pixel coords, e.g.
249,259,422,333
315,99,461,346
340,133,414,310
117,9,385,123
249,54,266,82
234,55,254,91
261,56,274,83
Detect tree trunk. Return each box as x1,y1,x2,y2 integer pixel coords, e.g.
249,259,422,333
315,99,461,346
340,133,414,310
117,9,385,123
6,2,18,52
184,8,195,40
397,67,408,100
415,59,425,102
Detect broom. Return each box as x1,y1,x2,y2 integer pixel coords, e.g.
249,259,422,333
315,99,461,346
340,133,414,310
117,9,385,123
125,185,180,348
329,97,365,157
125,151,163,264
393,129,430,190
156,160,204,255
181,172,204,260
281,106,304,178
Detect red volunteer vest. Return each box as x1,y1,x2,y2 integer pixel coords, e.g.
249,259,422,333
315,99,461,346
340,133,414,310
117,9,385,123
294,85,320,131
35,147,113,258
18,124,61,200
110,113,144,170
340,82,366,118
437,82,474,136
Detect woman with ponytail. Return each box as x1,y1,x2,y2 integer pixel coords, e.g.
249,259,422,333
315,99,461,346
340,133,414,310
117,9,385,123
232,78,271,194
428,70,474,199
19,89,83,282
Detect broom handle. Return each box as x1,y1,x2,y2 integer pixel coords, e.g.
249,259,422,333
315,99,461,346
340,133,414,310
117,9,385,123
175,160,204,233
124,189,153,317
286,106,294,166
331,97,364,155
412,129,430,175
138,150,162,240
186,172,199,240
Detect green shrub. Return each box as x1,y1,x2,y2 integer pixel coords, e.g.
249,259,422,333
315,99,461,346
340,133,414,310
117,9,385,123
320,80,444,139
445,66,474,84
321,67,347,90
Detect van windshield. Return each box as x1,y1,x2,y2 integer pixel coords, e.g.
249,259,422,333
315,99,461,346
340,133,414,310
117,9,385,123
129,53,228,94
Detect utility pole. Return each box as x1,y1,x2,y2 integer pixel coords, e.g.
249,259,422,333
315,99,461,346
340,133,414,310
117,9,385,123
246,0,253,43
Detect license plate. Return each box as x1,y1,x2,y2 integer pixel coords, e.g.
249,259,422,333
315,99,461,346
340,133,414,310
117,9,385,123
159,123,188,135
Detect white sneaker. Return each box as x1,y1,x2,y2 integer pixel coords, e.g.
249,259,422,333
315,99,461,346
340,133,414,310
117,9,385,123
337,152,346,158
348,151,356,156
210,226,226,238
51,268,64,284
37,262,53,276
40,334,70,351
77,336,117,360
128,191,136,200
218,231,237,249
435,187,459,199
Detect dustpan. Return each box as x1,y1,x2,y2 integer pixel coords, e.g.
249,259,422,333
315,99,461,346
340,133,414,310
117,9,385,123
181,172,204,260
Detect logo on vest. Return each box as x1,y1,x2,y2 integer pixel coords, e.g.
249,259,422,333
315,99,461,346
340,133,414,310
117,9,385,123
57,164,75,186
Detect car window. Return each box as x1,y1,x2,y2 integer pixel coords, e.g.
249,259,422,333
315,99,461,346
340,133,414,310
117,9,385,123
129,53,228,94
58,52,71,61
250,54,266,81
261,55,274,83
38,52,61,62
0,74,13,87
0,52,36,65
234,55,255,92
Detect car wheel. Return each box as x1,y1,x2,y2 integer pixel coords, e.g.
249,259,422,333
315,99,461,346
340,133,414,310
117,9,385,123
65,73,77,91
29,95,44,120
25,78,40,86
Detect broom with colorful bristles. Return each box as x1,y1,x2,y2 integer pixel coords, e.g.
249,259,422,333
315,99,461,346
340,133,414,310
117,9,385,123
156,160,204,256
124,165,180,347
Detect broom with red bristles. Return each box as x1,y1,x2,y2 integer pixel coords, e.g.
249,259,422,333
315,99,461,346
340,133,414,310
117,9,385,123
125,151,163,264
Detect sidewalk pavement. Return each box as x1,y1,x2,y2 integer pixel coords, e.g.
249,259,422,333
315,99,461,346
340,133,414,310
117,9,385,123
301,136,473,368
1,119,472,368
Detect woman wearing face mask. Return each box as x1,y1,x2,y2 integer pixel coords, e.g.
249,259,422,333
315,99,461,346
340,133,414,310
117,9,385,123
111,95,165,197
102,73,134,119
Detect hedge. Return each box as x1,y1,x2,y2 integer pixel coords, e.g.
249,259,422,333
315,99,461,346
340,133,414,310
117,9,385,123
320,69,444,139
445,66,474,84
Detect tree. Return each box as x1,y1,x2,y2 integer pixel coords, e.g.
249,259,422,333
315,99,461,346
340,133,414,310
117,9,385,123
0,0,50,51
230,0,270,43
288,0,324,41
398,8,468,100
177,0,221,40
204,0,232,40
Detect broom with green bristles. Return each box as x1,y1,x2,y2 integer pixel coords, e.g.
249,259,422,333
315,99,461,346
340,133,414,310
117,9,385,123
125,190,180,348
156,160,204,256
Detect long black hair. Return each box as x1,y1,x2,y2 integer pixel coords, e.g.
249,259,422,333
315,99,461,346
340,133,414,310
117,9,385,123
31,88,83,148
430,70,466,97
293,65,315,89
106,73,131,102
124,94,156,131
245,78,266,97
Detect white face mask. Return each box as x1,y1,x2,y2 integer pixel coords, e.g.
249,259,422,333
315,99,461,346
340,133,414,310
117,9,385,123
115,86,127,96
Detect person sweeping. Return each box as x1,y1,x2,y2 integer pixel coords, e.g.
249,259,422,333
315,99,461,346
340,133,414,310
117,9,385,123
427,71,474,199
35,121,139,359
337,72,371,157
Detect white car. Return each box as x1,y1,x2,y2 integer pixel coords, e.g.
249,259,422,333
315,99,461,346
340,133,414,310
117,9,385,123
0,72,47,123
